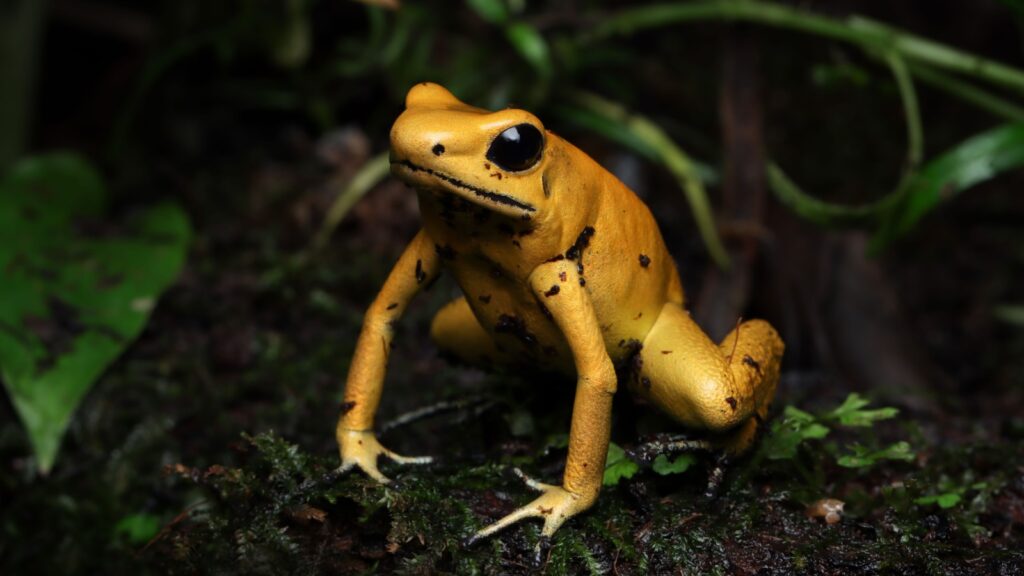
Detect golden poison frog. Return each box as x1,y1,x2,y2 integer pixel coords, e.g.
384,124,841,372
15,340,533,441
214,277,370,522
336,82,784,542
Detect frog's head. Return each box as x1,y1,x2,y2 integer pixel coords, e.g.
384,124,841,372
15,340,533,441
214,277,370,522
390,82,552,220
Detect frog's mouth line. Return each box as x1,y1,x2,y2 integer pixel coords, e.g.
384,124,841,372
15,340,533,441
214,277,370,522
391,159,536,213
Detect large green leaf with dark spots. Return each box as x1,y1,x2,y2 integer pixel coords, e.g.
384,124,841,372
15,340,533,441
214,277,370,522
0,153,190,472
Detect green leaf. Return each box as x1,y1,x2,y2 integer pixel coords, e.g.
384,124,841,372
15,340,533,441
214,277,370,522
603,442,639,486
465,0,508,24
915,492,962,509
505,22,552,78
872,123,1024,248
760,406,830,461
836,441,915,468
652,453,696,476
825,393,899,427
0,153,190,472
114,513,162,545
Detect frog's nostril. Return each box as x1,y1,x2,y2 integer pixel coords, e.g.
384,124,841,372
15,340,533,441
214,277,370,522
432,143,445,156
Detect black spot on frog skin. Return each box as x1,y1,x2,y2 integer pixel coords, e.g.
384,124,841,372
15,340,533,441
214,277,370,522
340,401,356,415
415,259,426,283
479,294,492,304
579,277,586,287
639,254,651,268
386,303,398,310
558,271,567,282
512,240,522,249
565,226,595,261
537,302,553,320
432,143,445,156
565,226,595,277
546,254,565,263
544,285,560,297
434,243,456,260
742,355,762,373
661,350,673,355
618,338,643,354
726,397,738,411
495,314,537,347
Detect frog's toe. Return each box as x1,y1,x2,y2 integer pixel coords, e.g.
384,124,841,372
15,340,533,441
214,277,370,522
513,467,556,492
468,482,584,545
384,450,433,465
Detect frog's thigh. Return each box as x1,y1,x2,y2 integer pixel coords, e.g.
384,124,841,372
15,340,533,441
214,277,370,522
430,297,504,366
635,302,784,454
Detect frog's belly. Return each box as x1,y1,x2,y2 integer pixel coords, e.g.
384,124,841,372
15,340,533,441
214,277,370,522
445,263,574,372
445,260,666,374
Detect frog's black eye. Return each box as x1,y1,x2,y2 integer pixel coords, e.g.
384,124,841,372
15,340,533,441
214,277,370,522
486,124,543,172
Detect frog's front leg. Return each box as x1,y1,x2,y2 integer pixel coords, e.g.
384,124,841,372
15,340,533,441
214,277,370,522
469,259,615,542
337,229,441,483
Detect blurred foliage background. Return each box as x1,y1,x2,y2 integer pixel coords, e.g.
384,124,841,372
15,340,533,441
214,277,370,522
2,0,1024,574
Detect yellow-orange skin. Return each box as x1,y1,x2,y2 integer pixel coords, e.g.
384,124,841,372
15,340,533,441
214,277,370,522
337,83,784,540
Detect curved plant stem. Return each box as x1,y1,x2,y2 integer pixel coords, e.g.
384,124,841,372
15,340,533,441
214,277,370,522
884,51,923,170
902,62,1024,122
765,162,899,227
310,152,391,252
589,1,1024,94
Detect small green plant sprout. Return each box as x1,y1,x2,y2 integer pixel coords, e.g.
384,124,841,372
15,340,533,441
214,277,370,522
836,442,915,468
603,442,639,486
914,475,993,510
759,393,912,468
651,453,697,476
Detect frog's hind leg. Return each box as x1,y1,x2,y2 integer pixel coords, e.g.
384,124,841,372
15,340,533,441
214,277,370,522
632,302,784,455
430,297,504,367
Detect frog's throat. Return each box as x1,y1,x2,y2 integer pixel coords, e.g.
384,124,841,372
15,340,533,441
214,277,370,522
391,159,536,214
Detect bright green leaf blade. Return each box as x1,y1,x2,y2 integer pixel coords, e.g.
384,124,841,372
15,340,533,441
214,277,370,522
872,122,1024,247
603,442,639,486
465,0,508,24
0,153,191,472
505,22,552,78
652,453,696,476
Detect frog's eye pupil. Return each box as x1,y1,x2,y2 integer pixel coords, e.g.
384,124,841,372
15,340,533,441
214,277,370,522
486,124,543,172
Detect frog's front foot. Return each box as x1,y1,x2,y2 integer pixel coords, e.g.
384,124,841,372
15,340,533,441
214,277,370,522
466,468,592,546
337,429,432,483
